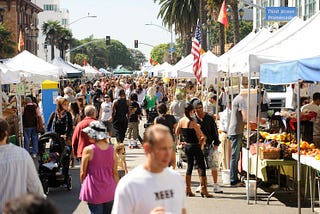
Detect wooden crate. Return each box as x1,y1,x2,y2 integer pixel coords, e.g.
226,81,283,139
259,147,281,160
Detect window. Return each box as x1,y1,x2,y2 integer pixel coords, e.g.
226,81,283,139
305,0,316,18
61,18,67,26
43,4,58,12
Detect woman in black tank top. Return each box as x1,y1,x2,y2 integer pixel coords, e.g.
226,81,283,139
176,103,212,198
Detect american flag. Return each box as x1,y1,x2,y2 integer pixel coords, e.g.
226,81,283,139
191,21,202,84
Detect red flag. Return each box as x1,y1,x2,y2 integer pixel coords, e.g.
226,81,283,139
18,30,24,52
191,21,202,84
218,0,229,28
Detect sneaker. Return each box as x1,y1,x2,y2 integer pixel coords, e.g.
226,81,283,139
195,185,201,193
213,184,223,193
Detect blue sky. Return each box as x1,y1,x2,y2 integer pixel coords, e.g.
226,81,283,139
60,0,174,59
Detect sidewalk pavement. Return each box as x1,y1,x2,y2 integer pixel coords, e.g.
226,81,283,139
72,117,317,214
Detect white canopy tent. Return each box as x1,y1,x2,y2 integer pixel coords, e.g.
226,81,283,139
167,51,219,80
0,63,21,117
4,51,62,83
249,12,320,73
52,57,83,78
150,62,173,77
0,63,20,85
83,64,102,79
218,16,304,75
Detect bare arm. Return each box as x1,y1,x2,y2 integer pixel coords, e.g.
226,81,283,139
182,208,187,214
113,151,119,184
122,155,128,174
80,146,93,183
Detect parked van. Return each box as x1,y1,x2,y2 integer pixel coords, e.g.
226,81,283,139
263,84,286,112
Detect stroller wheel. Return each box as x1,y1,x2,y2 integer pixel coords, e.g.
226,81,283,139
42,179,49,195
67,176,72,191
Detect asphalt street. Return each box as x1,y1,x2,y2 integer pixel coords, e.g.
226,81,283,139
46,120,317,214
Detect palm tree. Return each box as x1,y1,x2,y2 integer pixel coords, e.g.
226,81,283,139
199,0,207,51
206,0,226,55
57,28,72,59
41,20,62,60
229,0,240,44
154,0,199,56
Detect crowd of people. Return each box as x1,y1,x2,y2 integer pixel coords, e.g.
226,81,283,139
1,74,245,214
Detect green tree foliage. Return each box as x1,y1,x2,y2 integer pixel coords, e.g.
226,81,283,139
73,53,87,66
0,24,15,58
105,39,132,69
210,20,253,46
41,20,63,60
128,49,147,70
150,44,169,64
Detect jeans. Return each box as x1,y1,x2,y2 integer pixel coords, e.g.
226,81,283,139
23,127,39,155
88,201,113,214
184,144,206,176
229,134,243,184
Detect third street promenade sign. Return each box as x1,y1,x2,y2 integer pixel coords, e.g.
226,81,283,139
266,7,297,21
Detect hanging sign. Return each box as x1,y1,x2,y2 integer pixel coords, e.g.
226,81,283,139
266,7,297,21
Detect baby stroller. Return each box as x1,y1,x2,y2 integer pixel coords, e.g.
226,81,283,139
144,106,159,128
38,132,72,194
176,141,187,168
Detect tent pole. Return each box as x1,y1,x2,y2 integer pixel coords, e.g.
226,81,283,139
255,82,261,204
297,82,301,214
246,73,251,204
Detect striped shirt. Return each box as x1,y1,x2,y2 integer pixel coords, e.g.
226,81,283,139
0,144,44,212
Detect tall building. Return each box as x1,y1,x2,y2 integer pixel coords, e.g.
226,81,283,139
32,0,69,61
0,0,42,55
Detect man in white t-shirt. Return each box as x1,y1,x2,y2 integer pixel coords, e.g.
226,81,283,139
301,92,320,147
112,124,186,214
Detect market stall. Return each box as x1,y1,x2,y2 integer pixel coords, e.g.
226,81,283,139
259,55,320,213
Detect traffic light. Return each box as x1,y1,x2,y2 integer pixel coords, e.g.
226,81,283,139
134,40,138,48
106,36,110,45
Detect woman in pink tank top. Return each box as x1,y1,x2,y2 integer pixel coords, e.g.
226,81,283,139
80,121,119,214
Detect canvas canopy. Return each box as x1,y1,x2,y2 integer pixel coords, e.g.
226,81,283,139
260,55,320,85
113,65,133,75
150,62,173,77
5,51,62,82
52,57,83,78
249,12,320,73
218,16,304,74
0,63,20,84
168,51,219,79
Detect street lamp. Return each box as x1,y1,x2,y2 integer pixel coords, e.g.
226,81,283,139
24,23,39,55
145,23,174,63
66,13,97,61
68,13,97,26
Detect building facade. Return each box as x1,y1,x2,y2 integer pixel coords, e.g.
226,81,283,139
0,0,42,55
32,0,69,61
253,0,320,30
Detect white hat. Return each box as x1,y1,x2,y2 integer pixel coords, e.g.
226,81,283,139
82,121,110,140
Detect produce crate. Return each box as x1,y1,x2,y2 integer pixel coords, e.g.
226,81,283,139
259,147,281,160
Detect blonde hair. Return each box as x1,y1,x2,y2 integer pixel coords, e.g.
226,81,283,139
115,143,125,153
147,87,156,97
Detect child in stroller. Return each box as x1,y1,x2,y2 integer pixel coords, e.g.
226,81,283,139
38,132,72,194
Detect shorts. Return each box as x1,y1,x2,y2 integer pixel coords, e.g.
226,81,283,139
102,120,113,132
194,145,219,169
